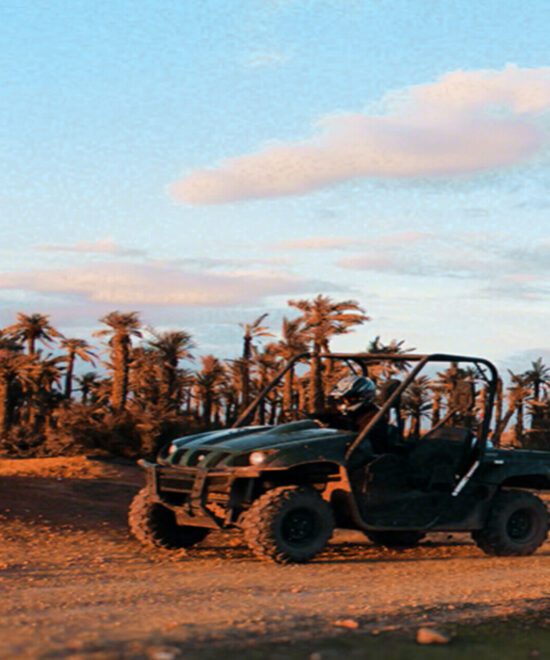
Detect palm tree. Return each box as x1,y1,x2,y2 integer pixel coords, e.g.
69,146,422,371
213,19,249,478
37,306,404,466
0,341,24,433
367,336,415,379
77,371,101,405
239,313,273,408
129,346,163,408
146,329,194,407
94,312,142,411
288,295,369,412
524,357,550,401
17,354,63,431
251,345,282,425
367,336,414,355
59,338,97,399
524,358,549,430
494,376,504,432
429,382,444,426
173,368,195,416
220,360,244,425
195,355,225,425
271,317,308,420
494,372,532,445
402,376,432,438
5,313,63,355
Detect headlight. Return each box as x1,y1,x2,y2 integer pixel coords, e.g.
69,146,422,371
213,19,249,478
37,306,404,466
249,451,267,466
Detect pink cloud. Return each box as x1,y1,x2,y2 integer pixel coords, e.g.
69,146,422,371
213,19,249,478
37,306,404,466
0,262,339,307
274,231,434,251
171,65,550,204
36,238,145,257
273,237,357,251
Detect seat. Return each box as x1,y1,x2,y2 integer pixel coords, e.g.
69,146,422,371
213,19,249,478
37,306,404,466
406,426,474,492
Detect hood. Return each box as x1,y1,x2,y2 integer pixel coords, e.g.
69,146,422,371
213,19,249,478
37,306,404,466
158,420,354,469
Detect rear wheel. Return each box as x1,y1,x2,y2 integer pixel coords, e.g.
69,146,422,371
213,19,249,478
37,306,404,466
472,490,548,557
129,487,210,551
366,531,425,548
242,486,334,564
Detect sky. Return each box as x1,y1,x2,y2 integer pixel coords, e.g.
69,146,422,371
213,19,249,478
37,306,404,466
1,0,550,370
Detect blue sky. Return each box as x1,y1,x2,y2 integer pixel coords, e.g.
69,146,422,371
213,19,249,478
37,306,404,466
1,1,550,368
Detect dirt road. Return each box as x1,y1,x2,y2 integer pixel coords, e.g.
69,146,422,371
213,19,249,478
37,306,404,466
1,458,549,658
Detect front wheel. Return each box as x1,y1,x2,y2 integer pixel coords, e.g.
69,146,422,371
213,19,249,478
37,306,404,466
366,530,426,548
129,487,210,551
241,486,334,564
472,490,548,557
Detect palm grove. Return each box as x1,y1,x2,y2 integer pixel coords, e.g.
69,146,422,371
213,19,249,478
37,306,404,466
1,296,549,457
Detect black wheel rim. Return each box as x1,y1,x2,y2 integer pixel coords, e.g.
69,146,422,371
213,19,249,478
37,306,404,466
507,508,534,541
281,507,320,547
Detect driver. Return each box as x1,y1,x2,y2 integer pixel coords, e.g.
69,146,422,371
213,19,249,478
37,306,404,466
316,375,389,454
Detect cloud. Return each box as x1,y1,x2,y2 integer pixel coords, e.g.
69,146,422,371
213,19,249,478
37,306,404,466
246,50,289,68
334,233,550,296
479,277,550,302
273,231,433,251
171,65,550,204
36,238,146,257
274,237,357,251
0,262,341,307
338,251,496,278
150,256,291,270
335,232,504,278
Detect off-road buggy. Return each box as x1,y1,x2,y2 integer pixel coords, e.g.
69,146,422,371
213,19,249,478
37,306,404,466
129,353,550,563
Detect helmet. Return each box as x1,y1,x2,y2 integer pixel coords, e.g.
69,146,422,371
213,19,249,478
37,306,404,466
330,375,376,413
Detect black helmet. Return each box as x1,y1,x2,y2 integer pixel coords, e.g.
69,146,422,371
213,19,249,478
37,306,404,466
330,375,376,413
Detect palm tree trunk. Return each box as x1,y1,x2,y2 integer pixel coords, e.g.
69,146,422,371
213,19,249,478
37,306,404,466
431,390,441,425
257,395,266,425
494,404,515,446
213,401,221,426
224,399,233,426
268,396,278,425
410,412,420,438
166,360,177,407
241,361,250,409
298,378,307,414
203,392,212,425
322,340,333,395
0,375,10,434
515,403,524,444
241,337,252,407
309,343,324,413
495,378,503,430
477,385,487,419
282,368,294,420
112,337,129,411
64,354,75,398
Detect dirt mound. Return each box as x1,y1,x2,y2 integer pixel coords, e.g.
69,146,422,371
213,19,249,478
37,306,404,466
0,455,137,481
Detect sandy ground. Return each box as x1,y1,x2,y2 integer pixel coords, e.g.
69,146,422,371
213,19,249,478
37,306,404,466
0,456,549,659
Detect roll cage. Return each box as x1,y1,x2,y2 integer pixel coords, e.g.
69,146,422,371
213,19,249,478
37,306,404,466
233,352,499,464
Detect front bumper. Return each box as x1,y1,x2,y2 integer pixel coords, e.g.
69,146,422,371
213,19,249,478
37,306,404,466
140,459,259,529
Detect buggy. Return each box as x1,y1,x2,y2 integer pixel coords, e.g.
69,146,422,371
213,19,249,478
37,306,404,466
129,353,550,563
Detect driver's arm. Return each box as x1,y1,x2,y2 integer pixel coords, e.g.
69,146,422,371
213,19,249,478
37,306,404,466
312,411,355,430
